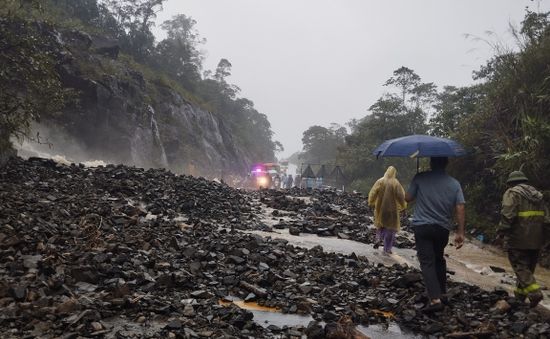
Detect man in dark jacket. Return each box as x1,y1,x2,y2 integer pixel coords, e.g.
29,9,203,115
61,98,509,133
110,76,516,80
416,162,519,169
499,170,550,307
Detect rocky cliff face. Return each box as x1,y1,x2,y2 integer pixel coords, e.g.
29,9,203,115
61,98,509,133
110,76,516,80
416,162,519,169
20,28,253,177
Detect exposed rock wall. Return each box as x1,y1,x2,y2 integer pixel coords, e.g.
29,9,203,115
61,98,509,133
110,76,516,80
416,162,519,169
20,28,253,177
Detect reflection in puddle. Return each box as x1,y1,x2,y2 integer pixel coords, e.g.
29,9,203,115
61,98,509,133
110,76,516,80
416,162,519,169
246,228,418,267
219,299,281,312
254,311,315,329
219,298,418,338
371,309,395,319
358,323,423,339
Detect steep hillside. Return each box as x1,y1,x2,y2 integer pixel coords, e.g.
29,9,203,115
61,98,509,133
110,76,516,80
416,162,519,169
1,1,279,176
30,28,253,175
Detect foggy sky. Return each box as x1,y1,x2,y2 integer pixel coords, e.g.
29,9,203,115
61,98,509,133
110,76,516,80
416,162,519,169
153,0,549,158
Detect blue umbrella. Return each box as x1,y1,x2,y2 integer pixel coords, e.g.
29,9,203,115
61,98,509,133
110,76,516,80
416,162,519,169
372,134,467,158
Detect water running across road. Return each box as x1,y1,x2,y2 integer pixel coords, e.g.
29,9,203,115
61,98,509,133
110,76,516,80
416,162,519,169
248,200,550,311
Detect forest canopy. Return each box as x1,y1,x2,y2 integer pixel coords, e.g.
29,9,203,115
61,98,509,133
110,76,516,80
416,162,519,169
296,10,550,237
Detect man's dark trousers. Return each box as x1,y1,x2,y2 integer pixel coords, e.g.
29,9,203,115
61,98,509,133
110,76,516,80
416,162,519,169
414,224,450,299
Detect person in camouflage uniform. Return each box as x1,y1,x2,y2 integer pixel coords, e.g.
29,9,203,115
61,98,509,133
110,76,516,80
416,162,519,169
498,170,550,307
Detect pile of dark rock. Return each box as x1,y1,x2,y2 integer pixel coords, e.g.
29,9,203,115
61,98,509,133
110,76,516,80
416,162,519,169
1,157,549,338
253,189,415,249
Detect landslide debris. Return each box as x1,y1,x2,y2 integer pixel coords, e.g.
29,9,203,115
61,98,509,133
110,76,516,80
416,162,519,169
1,157,549,338
251,189,415,249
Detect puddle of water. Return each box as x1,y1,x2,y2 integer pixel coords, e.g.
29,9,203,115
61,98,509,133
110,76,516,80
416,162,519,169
219,297,415,338
252,310,416,338
246,228,418,268
254,311,315,329
219,298,312,329
358,323,423,339
371,309,395,319
219,299,281,312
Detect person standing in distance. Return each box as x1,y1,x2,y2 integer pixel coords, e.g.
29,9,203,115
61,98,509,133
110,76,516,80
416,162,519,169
498,170,550,307
405,157,465,312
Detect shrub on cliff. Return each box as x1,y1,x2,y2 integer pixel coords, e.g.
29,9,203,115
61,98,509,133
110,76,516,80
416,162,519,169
0,15,66,153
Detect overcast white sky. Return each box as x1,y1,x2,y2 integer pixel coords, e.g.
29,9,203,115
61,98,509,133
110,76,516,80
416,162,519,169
153,0,549,158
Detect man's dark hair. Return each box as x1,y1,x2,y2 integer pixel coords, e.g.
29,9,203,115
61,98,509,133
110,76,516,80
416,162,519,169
430,157,448,170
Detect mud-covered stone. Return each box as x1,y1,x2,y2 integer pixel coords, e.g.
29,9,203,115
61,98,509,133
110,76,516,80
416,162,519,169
0,157,548,338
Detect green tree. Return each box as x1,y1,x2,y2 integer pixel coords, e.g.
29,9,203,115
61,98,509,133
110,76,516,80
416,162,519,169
103,0,165,60
155,14,204,90
411,82,437,112
1,0,282,165
384,66,421,105
50,0,101,24
300,124,347,164
213,58,240,99
338,67,431,193
214,58,232,82
0,16,66,152
430,85,483,137
424,10,550,240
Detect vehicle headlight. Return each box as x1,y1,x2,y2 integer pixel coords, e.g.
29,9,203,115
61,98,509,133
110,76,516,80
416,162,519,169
257,177,268,186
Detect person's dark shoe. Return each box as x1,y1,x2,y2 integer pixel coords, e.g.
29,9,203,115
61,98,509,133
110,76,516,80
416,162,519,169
422,302,444,313
528,291,543,308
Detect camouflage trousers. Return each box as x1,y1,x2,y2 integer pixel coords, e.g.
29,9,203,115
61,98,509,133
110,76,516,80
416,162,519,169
508,248,541,295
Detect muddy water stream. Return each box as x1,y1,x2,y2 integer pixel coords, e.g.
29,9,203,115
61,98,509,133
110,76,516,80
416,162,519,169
247,228,550,313
249,201,550,310
219,298,422,338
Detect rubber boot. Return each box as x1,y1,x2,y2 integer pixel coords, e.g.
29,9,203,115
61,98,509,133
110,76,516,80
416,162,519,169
513,290,527,303
528,290,543,308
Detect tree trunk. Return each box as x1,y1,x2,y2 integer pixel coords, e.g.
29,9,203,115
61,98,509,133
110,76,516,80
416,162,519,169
0,129,15,167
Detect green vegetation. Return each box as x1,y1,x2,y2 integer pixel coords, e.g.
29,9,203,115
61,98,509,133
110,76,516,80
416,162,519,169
297,124,347,164
441,10,550,235
298,10,550,237
297,67,434,190
0,7,67,150
0,0,279,162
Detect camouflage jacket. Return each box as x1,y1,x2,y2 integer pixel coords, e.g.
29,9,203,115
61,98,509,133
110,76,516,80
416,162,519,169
499,183,550,249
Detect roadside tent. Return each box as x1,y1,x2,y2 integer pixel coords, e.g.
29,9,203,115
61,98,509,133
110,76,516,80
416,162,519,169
316,165,327,179
301,165,316,178
301,165,316,189
327,165,345,190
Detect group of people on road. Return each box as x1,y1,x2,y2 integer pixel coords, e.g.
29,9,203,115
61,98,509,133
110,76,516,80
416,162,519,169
368,157,549,312
278,173,295,189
